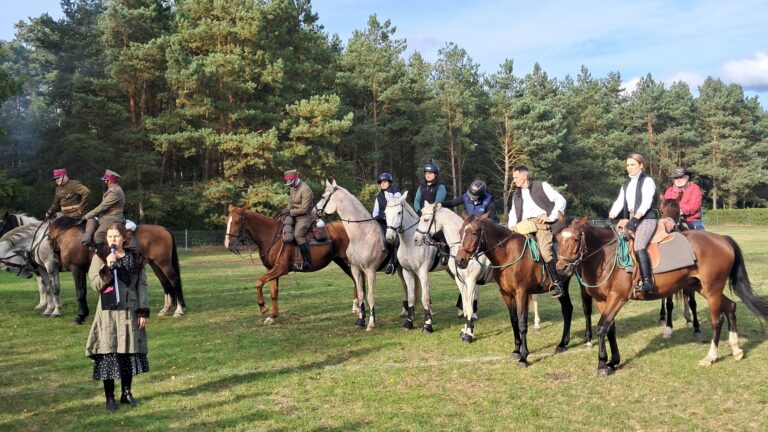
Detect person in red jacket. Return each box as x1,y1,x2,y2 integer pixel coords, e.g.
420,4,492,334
663,166,704,230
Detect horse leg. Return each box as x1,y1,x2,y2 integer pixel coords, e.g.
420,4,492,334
264,279,280,325
332,256,358,314
51,269,62,317
34,275,47,311
606,321,621,369
722,296,743,360
72,268,89,325
255,276,269,317
699,294,725,366
683,293,693,326
419,268,433,333
531,294,541,330
401,270,416,330
595,294,628,376
513,291,530,366
502,291,523,361
555,282,574,352
365,269,377,331
460,276,477,342
689,293,704,342
663,296,674,339
580,285,593,347
149,262,174,317
658,299,667,324
351,267,366,329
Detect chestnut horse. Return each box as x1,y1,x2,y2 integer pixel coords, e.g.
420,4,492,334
48,217,185,324
556,218,768,376
224,205,356,324
454,213,577,367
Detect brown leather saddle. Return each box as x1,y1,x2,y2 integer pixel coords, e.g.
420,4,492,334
620,218,695,282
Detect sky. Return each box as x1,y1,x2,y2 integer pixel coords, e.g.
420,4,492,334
2,0,767,106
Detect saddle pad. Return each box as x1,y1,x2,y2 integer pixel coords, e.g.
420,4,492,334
652,232,695,274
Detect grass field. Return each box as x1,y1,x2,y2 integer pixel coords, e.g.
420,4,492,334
1,227,768,431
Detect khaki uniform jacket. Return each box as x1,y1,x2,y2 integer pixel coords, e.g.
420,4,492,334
85,253,149,356
48,180,91,217
84,185,125,220
289,181,314,218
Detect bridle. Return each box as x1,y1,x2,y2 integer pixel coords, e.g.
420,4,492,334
225,212,249,255
556,227,587,274
415,210,438,243
315,187,338,218
385,202,419,234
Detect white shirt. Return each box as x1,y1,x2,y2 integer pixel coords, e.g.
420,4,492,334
371,189,402,218
609,173,656,218
507,182,567,228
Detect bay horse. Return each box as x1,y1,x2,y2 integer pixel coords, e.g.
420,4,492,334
454,213,577,366
48,216,185,324
315,180,387,331
224,204,356,324
556,218,768,376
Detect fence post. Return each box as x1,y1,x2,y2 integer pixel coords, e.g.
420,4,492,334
185,229,188,252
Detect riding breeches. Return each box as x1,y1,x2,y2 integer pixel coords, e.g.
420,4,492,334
293,216,312,246
93,214,126,244
534,222,554,262
633,218,657,251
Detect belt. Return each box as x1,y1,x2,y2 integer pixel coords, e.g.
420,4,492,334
61,204,81,212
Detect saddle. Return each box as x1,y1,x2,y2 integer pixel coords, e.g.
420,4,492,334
620,218,696,278
282,217,330,271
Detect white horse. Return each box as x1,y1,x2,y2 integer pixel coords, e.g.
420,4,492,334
411,202,495,342
0,222,62,317
315,180,387,330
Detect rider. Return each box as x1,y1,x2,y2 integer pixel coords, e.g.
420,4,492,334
413,159,449,264
609,153,658,294
46,168,91,219
371,172,402,275
82,170,125,252
507,165,567,298
439,179,499,222
283,169,314,271
663,166,704,230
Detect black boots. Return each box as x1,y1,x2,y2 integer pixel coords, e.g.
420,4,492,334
120,392,140,406
104,379,116,412
298,243,312,271
385,239,399,275
545,260,564,299
634,249,656,293
81,218,97,251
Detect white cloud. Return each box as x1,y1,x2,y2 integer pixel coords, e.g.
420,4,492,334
621,76,641,95
722,52,768,90
662,72,706,89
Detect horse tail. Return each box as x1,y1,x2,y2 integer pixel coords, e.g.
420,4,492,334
725,236,768,319
168,229,185,308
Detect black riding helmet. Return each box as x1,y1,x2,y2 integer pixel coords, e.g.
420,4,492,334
424,159,440,174
377,172,394,183
468,180,487,201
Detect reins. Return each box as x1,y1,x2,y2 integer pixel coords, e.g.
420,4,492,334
570,227,632,289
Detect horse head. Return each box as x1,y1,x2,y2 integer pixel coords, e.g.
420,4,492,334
224,204,248,252
384,191,409,244
455,213,489,269
315,179,340,218
413,201,441,247
555,218,588,277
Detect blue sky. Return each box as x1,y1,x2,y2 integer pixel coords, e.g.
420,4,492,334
3,0,767,106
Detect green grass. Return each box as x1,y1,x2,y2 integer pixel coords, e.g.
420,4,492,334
2,227,768,431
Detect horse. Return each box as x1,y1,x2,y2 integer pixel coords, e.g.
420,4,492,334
382,193,452,333
454,213,577,366
414,202,594,345
48,216,185,324
658,197,702,340
556,218,768,376
315,180,387,331
0,222,62,317
224,204,357,324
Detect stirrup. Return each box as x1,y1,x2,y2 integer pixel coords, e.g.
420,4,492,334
550,284,563,299
384,263,396,275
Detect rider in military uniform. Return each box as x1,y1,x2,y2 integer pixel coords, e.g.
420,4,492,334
284,169,314,271
82,170,125,251
46,168,91,219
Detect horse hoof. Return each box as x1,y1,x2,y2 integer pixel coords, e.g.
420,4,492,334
402,320,414,330
460,333,474,343
698,358,714,367
41,311,52,317
73,315,86,325
422,325,434,334
733,349,744,361
51,311,62,318
658,319,666,326
355,319,365,329
554,346,567,354
516,360,529,368
597,367,613,377
533,324,541,331
510,352,521,360
264,317,275,325
694,331,705,343
583,341,593,349
366,324,375,332
158,310,168,317
173,312,184,318
686,321,694,328
662,327,673,339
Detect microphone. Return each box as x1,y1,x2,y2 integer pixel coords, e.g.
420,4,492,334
110,244,118,270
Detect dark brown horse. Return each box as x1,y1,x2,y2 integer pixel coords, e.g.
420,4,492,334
224,205,356,323
556,218,768,376
454,213,578,367
48,217,185,324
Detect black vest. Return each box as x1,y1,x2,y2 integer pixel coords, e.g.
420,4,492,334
375,186,400,216
513,181,555,222
418,179,445,209
621,172,657,219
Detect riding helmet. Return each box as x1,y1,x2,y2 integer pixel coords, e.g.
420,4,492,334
468,180,487,201
377,172,394,184
424,159,440,174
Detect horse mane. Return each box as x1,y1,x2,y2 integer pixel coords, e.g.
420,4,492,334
390,197,418,221
0,223,40,247
51,216,83,231
333,185,373,219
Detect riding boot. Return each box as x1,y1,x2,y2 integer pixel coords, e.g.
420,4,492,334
440,243,450,265
298,243,312,272
104,379,117,412
634,249,656,293
81,219,98,251
120,375,140,406
385,238,399,275
545,260,564,299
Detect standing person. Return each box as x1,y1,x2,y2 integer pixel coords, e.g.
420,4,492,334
283,169,314,271
439,179,499,222
45,168,91,219
609,153,658,294
82,170,125,252
86,223,149,412
371,172,402,275
664,166,704,230
507,165,567,298
413,159,447,214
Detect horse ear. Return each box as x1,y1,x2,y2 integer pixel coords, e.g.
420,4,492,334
332,179,337,187
325,179,331,187
401,190,409,201
576,217,589,226
227,204,236,213
479,212,489,221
